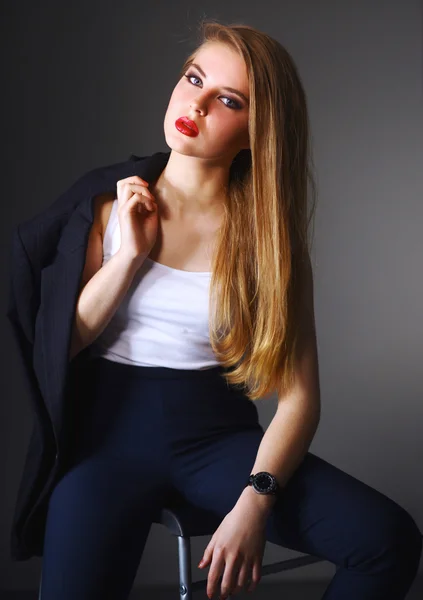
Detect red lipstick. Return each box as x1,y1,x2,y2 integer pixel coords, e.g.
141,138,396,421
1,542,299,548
175,116,199,137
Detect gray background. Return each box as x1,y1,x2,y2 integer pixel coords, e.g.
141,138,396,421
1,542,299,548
1,0,422,595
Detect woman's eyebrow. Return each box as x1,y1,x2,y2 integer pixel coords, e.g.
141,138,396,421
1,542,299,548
189,62,249,105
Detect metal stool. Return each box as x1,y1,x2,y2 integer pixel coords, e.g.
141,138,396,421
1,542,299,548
153,490,325,599
37,490,325,599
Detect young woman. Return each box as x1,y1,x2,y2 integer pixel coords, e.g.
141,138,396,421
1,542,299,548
39,20,422,600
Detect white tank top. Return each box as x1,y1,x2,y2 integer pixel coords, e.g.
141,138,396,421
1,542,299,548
88,198,219,369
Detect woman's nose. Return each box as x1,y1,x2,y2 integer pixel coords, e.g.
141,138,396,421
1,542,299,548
190,95,208,114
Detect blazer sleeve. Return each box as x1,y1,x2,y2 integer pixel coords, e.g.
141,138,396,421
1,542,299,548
6,224,53,438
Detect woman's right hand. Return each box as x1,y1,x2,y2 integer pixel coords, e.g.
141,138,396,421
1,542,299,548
115,176,159,266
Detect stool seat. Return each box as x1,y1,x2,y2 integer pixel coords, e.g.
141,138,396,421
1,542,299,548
153,491,223,537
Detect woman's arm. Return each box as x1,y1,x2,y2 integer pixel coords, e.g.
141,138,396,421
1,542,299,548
68,196,144,361
69,251,143,362
236,252,321,516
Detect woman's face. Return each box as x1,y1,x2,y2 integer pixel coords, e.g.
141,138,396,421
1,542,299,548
163,42,250,163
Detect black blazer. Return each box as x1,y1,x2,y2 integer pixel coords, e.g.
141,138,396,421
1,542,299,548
6,150,171,561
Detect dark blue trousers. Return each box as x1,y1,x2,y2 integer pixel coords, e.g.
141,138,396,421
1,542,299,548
40,357,422,599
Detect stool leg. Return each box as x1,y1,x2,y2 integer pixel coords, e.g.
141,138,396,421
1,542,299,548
38,572,42,599
177,535,193,600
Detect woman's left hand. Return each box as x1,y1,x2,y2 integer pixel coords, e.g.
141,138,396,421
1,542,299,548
197,500,268,599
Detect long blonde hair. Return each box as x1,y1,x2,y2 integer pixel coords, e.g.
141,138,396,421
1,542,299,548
180,19,317,401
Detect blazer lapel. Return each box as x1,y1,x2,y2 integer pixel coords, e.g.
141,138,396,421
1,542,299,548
34,151,170,447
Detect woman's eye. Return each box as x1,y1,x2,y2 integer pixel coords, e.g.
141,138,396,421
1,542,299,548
186,73,201,86
183,73,241,110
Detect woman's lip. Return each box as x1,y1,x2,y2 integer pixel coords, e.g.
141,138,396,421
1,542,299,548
175,116,199,136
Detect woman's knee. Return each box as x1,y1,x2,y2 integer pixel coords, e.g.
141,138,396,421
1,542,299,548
362,502,422,573
389,506,422,565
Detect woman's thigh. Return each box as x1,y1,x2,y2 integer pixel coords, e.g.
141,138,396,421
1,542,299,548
172,427,422,571
40,455,171,600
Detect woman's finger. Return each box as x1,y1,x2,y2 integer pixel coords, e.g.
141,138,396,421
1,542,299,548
234,560,253,594
116,177,155,208
206,547,225,600
219,555,242,598
247,560,262,593
123,182,155,202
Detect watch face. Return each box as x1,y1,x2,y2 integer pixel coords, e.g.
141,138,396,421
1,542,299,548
254,472,275,493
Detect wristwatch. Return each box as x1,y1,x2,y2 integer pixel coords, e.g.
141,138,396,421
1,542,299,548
246,471,280,496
